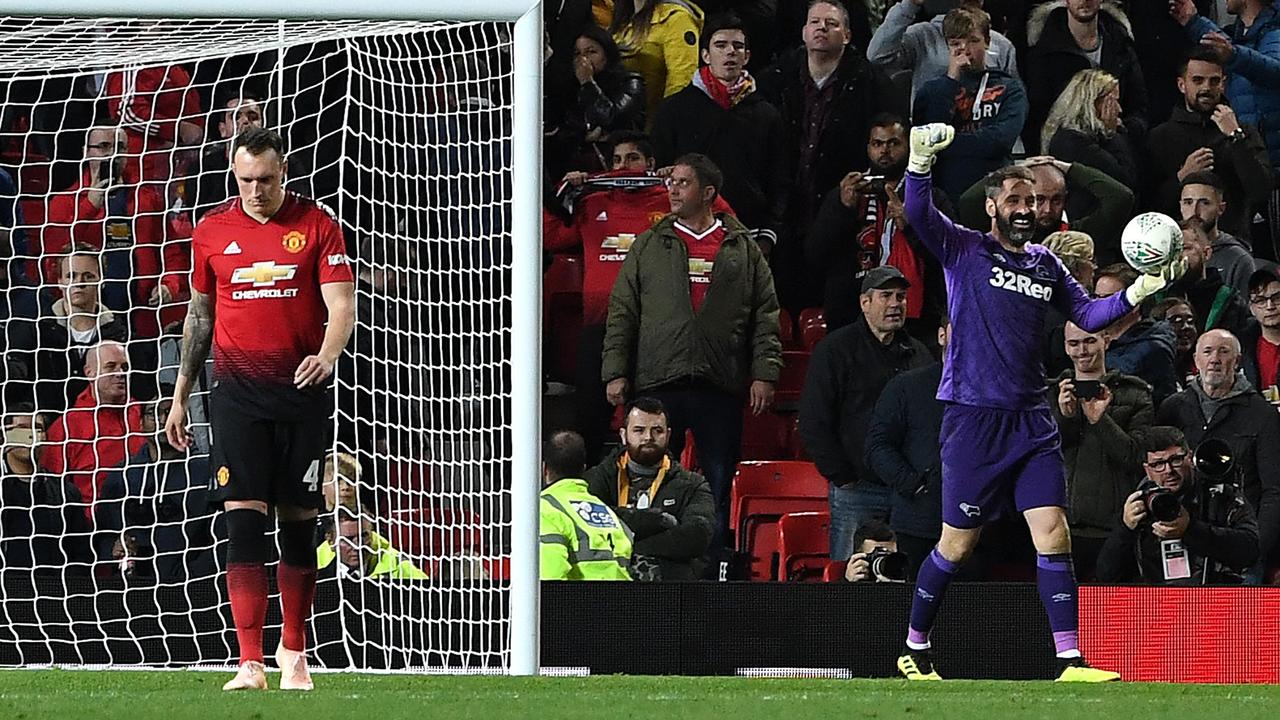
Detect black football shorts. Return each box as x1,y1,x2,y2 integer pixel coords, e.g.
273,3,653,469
207,393,328,511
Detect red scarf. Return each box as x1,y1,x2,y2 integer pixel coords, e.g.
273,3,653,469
697,65,755,111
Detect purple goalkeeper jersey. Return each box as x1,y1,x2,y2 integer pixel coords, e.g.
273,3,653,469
904,172,1134,411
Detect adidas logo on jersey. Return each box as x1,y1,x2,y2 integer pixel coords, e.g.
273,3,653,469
596,210,608,221
223,241,242,255
988,267,1053,301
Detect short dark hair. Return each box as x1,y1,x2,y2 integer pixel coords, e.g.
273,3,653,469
983,165,1036,199
1096,262,1139,287
1150,296,1194,321
544,430,587,479
942,6,991,42
576,24,622,67
868,112,908,136
607,130,655,162
1139,426,1190,456
1249,268,1280,295
1177,45,1225,76
673,153,723,197
1180,171,1224,195
700,12,750,52
231,127,285,159
852,519,895,552
623,396,668,425
807,0,850,29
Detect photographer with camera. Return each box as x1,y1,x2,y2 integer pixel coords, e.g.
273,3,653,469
806,113,949,335
844,518,910,583
1157,328,1280,576
1095,426,1258,585
1049,321,1154,581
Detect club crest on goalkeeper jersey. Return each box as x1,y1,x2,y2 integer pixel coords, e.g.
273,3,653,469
192,193,353,419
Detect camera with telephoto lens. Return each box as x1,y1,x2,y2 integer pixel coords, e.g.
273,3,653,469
866,547,909,583
1194,438,1235,483
1136,479,1181,523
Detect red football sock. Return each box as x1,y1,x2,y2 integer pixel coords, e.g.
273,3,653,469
277,562,317,652
226,563,268,665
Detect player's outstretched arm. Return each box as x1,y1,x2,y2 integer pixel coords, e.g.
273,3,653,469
166,288,215,452
903,124,980,264
296,281,356,389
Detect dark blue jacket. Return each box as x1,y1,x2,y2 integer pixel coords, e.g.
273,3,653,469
1187,7,1280,172
912,68,1027,200
1105,318,1178,408
864,362,944,539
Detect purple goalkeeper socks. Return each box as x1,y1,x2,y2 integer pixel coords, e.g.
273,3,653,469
1036,553,1081,658
906,548,961,649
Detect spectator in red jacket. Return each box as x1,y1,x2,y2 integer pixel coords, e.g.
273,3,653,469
43,125,189,339
40,341,146,521
105,64,204,183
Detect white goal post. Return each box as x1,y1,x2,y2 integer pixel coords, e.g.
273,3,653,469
0,0,542,675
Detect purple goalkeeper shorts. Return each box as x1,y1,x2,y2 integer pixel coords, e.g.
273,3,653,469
939,404,1066,529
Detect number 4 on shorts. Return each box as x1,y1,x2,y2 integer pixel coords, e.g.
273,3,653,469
303,460,320,492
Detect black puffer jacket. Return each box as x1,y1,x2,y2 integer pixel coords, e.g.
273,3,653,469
1158,377,1280,559
1025,1,1149,150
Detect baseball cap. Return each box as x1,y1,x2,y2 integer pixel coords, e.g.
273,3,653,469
862,265,910,291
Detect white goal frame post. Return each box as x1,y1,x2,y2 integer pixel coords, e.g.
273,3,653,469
0,0,544,676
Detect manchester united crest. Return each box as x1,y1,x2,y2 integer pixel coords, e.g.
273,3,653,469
648,211,666,226
216,466,231,487
282,230,307,254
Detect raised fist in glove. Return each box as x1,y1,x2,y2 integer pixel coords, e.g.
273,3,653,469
908,123,955,175
1125,256,1188,306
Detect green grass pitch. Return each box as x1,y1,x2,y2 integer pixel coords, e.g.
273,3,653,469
1,671,1279,720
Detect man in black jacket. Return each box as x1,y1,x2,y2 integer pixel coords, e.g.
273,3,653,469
1157,328,1280,575
864,315,948,575
798,266,932,559
1095,425,1258,585
1162,218,1251,339
1145,47,1273,244
757,0,903,309
806,113,949,336
584,397,715,581
651,13,788,256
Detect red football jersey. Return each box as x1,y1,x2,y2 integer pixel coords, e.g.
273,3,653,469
673,219,725,312
192,193,353,419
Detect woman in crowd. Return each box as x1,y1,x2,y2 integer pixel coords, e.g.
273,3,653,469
610,0,703,125
561,26,647,170
1041,69,1139,190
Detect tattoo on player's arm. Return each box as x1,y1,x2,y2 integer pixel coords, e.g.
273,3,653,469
179,290,214,381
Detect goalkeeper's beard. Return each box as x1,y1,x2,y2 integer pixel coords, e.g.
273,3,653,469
996,210,1037,246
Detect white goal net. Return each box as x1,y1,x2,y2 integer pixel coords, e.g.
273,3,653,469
0,14,536,672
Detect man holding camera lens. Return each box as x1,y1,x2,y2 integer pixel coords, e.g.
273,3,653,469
1157,328,1280,574
1095,426,1258,585
844,519,909,582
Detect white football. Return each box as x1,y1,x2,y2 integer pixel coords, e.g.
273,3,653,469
1121,212,1183,274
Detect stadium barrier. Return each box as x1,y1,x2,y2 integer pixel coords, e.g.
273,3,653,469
3,575,1274,681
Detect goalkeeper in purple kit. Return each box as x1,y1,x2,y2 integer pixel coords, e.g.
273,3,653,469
895,124,1185,682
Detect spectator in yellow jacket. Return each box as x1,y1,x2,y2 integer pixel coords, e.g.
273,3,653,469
610,0,704,124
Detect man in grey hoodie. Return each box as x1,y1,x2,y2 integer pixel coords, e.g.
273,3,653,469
1157,328,1280,575
1179,171,1256,298
867,0,1019,102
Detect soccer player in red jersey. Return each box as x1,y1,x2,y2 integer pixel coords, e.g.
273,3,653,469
164,128,355,691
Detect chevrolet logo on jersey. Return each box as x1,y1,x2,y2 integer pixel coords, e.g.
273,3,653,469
231,261,299,300
688,258,714,280
599,233,636,263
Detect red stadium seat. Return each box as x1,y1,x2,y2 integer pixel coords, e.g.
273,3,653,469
739,407,793,460
823,560,848,582
801,322,826,351
797,307,825,331
730,461,828,580
777,511,830,582
384,507,482,568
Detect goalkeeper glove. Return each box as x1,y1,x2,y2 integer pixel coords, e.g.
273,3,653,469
907,123,955,175
1125,256,1188,306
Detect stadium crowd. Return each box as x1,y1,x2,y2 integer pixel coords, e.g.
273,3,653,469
540,0,1280,583
0,0,1276,589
